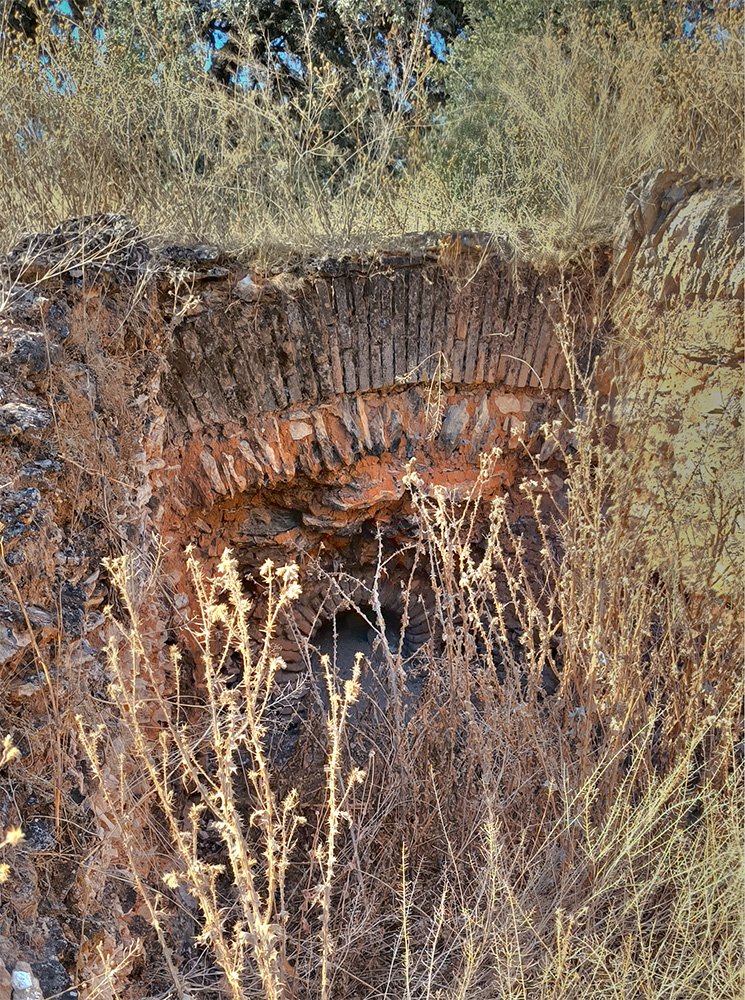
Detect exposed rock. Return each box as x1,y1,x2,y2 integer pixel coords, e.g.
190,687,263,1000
615,169,743,301
5,215,150,284
439,399,470,451
29,959,75,1000
234,273,260,300
162,249,596,448
157,243,222,267
10,964,42,1000
613,171,743,600
0,404,52,438
0,628,31,665
0,489,41,545
21,819,55,853
2,329,61,377
0,604,55,630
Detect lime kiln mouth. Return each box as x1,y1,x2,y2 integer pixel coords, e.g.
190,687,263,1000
149,239,597,698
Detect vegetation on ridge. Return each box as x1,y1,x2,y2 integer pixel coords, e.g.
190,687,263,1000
0,0,742,257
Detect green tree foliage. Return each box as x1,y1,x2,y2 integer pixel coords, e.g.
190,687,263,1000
196,0,466,90
2,0,467,89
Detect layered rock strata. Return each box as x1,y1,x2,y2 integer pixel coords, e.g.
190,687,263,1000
159,247,598,507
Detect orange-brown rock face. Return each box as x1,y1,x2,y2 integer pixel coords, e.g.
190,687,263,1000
0,233,591,991
0,240,591,983
0,232,602,738
156,250,596,507
144,245,600,668
0,235,598,686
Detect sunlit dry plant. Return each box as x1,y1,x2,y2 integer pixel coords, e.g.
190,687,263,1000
78,548,374,999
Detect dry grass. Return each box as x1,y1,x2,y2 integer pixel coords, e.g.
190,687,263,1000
77,309,743,998
0,1,741,262
0,0,435,262
373,1,745,257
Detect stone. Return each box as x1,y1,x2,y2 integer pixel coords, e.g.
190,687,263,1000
0,404,52,437
439,400,470,450
241,507,301,538
10,964,43,1000
234,274,259,300
199,450,227,494
0,627,31,665
6,332,61,375
493,393,522,415
289,421,313,440
0,604,55,630
615,171,741,300
4,214,149,283
30,959,76,1000
0,962,11,1000
159,243,220,266
0,488,40,541
21,818,55,853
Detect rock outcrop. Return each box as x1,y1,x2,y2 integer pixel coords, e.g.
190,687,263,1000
147,243,604,672
615,169,743,302
612,171,743,599
0,230,602,990
158,244,599,505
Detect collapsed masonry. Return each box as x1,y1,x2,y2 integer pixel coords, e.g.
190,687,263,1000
0,230,603,704
153,243,603,679
0,171,740,998
0,227,605,778
1,172,740,687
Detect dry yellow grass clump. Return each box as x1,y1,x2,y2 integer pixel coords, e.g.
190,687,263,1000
423,0,744,253
0,0,741,260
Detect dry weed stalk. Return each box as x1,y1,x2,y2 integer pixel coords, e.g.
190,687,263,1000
317,652,366,1000
0,735,23,885
395,351,452,439
79,548,369,999
385,297,742,994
